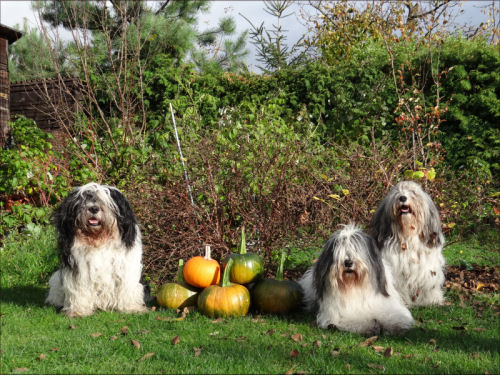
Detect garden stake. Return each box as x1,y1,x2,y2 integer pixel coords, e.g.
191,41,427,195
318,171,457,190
169,103,202,248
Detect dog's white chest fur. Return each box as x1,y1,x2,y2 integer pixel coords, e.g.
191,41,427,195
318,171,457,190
383,234,445,306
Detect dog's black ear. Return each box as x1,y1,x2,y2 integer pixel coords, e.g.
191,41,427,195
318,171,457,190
366,235,389,297
369,197,393,249
108,187,138,248
51,190,79,270
313,236,336,301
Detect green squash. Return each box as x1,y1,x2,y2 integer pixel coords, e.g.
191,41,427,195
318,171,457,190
222,227,263,284
251,250,303,315
197,258,251,318
156,259,199,309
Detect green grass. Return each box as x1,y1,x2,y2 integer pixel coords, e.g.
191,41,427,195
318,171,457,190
1,228,499,374
443,229,500,267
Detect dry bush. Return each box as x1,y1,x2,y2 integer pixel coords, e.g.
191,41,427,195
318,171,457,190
128,134,418,285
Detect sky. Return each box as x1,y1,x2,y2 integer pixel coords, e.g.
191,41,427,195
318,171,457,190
0,1,493,71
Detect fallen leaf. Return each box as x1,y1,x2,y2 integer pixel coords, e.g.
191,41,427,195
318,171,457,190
384,347,394,357
171,336,181,345
91,332,102,338
372,345,385,353
289,349,299,358
313,340,321,348
68,325,76,330
428,338,436,346
155,316,163,321
138,329,150,335
235,336,247,342
359,336,378,347
473,327,486,332
404,354,414,359
121,326,129,335
285,366,296,375
131,339,141,349
367,363,385,371
37,354,46,361
345,364,351,370
291,333,303,342
13,368,29,373
110,335,118,341
50,348,60,352
193,347,202,356
212,318,224,324
266,329,275,335
138,353,155,361
331,350,340,356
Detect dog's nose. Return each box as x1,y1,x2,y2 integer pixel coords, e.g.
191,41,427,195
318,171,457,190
88,205,100,214
344,259,353,268
399,195,407,203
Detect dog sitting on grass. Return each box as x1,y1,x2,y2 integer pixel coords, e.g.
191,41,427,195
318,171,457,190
46,183,148,317
369,181,446,307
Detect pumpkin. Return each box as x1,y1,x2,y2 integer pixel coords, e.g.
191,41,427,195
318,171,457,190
183,245,221,288
251,250,303,315
222,227,263,284
197,258,251,318
156,259,199,309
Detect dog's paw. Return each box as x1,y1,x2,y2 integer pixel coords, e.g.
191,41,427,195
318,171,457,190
64,309,93,318
121,304,148,314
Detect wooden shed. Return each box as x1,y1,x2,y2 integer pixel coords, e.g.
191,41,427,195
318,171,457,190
0,23,22,148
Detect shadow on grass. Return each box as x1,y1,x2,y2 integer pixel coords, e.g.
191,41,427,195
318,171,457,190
0,285,47,308
287,310,499,356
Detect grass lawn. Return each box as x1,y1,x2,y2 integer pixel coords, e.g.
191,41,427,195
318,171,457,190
1,228,499,374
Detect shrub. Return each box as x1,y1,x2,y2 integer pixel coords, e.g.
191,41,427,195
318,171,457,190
0,117,69,237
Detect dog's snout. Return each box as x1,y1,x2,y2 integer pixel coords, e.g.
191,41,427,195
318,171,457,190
344,259,353,268
88,205,100,215
399,195,407,203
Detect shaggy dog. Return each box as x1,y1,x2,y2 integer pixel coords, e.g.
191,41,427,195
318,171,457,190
45,183,147,317
299,224,414,336
369,180,445,307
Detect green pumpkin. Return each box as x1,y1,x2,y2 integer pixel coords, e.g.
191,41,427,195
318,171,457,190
197,258,251,318
156,260,199,309
251,250,303,315
223,227,263,284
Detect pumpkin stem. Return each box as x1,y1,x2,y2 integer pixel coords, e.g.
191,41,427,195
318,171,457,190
276,250,287,281
176,259,184,283
222,258,234,287
204,245,212,260
239,226,247,254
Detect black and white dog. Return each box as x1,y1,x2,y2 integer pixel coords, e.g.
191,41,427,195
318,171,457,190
46,183,147,317
299,224,414,336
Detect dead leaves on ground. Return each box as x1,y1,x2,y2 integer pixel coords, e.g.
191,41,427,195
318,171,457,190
445,265,499,294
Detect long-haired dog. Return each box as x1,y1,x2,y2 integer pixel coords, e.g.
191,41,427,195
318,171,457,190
299,224,414,336
369,180,445,307
45,183,147,317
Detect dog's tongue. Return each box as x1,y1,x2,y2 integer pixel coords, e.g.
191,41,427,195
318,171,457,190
401,206,410,213
88,219,99,226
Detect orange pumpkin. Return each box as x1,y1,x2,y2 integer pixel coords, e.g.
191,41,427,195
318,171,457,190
183,245,221,288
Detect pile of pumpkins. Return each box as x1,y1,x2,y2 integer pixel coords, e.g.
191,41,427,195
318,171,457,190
156,228,303,318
